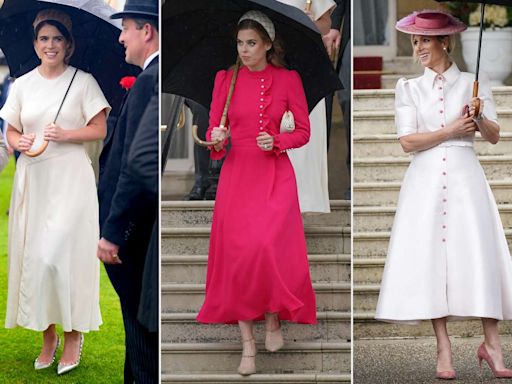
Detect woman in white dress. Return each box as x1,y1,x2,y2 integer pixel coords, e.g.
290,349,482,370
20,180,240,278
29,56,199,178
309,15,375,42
375,10,512,380
277,0,335,213
1,9,110,375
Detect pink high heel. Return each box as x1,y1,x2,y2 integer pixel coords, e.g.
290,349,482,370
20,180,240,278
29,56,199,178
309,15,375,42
477,342,512,378
436,370,456,380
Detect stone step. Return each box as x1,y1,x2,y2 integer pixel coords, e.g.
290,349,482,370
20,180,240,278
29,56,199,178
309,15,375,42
161,342,350,374
353,156,512,183
353,204,512,232
353,258,386,285
353,311,512,339
354,180,512,206
162,254,351,285
162,373,351,383
353,284,380,313
354,132,512,158
353,87,512,111
162,226,350,256
161,283,351,313
161,312,350,344
353,108,512,135
353,229,512,257
162,200,350,228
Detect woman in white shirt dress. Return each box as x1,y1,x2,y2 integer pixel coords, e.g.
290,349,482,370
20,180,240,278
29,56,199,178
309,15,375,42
375,9,512,380
277,0,335,213
1,9,110,375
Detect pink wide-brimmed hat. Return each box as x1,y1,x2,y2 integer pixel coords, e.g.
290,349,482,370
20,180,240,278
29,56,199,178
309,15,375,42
396,9,467,36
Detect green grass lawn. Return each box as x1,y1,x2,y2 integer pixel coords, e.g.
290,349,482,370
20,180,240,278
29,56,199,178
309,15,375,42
0,158,124,383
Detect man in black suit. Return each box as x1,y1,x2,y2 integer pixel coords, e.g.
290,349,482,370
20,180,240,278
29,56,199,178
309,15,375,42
96,1,159,382
324,0,350,199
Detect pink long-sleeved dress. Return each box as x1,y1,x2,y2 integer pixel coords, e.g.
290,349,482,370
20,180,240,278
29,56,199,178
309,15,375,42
196,64,317,324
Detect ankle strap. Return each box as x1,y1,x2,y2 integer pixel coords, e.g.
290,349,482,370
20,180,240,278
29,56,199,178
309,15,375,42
242,338,255,343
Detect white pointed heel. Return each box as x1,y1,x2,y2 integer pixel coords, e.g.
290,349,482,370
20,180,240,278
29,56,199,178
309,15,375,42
57,333,83,375
34,336,60,370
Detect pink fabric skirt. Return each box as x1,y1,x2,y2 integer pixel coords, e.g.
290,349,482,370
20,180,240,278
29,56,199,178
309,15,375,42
196,144,317,324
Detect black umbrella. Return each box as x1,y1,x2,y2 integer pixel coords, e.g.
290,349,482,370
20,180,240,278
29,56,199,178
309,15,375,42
0,0,140,116
436,0,512,114
162,0,342,113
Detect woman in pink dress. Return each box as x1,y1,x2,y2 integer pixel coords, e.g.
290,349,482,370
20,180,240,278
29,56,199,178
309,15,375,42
196,10,317,376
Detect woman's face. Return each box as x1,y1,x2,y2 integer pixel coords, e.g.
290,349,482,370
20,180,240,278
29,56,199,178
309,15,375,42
34,24,70,67
237,28,271,71
412,35,448,71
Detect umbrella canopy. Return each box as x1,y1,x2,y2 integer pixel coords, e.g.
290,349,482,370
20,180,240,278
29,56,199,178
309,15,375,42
0,0,139,115
162,0,342,113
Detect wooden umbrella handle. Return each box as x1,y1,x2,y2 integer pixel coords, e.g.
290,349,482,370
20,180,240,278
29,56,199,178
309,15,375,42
472,81,481,117
25,139,49,157
192,125,220,147
305,0,312,12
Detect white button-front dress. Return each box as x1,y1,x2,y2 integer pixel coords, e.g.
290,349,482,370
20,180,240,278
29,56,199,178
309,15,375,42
375,63,512,323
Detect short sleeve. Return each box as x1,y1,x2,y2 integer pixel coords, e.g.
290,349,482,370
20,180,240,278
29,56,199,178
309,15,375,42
0,80,22,132
478,71,498,124
311,0,336,19
81,72,111,123
395,78,417,138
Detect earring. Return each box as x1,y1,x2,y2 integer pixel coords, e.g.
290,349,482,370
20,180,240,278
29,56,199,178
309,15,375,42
443,46,447,51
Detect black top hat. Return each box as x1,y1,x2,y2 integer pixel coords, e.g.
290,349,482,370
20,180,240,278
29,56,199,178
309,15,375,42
110,0,158,20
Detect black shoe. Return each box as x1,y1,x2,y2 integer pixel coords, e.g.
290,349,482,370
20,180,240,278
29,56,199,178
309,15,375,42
204,183,218,200
186,185,207,200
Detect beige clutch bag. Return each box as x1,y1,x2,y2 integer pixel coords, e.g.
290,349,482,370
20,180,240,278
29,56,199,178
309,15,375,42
280,110,295,133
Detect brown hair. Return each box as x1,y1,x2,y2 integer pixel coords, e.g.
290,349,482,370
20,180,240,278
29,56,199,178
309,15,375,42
34,20,75,64
236,19,286,68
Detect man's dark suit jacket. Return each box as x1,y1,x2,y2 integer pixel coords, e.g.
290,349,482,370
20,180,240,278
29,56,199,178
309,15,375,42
98,56,159,317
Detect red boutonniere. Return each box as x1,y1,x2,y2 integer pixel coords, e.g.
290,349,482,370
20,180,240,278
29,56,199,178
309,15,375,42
119,76,136,91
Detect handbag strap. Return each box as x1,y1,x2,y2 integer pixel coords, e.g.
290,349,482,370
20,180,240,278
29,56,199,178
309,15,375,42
53,67,78,123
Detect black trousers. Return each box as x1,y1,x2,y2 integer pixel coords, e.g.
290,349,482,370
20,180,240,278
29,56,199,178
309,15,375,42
121,304,158,384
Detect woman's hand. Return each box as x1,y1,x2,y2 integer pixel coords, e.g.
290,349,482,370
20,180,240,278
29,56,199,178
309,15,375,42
446,115,477,139
468,97,484,119
44,123,69,142
211,126,227,151
17,133,35,152
256,131,274,151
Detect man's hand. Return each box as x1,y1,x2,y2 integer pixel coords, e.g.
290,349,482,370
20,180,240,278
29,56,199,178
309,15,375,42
322,29,341,59
97,237,122,264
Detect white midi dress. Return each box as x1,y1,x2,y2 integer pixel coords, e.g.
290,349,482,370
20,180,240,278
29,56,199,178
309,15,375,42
1,66,110,332
277,0,335,213
375,64,512,323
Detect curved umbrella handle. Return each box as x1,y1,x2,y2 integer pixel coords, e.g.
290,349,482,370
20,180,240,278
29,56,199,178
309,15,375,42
192,124,219,147
25,139,49,157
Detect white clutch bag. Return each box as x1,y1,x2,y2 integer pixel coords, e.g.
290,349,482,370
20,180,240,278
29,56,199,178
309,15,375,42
280,110,295,133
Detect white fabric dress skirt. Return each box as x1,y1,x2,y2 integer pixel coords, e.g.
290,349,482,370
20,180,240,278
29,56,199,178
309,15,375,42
288,100,330,213
375,144,512,323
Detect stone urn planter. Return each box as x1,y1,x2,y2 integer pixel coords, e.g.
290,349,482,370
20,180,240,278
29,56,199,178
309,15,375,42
460,26,512,86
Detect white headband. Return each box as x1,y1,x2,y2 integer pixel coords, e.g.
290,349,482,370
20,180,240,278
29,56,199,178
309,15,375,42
238,10,275,41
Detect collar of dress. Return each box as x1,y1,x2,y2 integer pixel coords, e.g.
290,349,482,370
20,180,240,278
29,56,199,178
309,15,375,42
423,62,461,89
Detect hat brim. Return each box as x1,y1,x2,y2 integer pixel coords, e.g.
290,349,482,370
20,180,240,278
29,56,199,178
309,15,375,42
396,24,467,36
110,11,158,20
